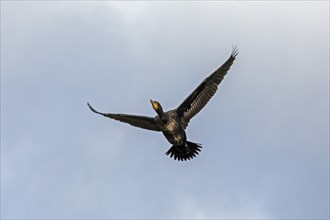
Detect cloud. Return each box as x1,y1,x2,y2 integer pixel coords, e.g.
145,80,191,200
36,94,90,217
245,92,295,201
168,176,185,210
1,1,329,219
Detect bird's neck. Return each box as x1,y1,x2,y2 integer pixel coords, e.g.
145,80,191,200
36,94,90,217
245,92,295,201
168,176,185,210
156,108,164,117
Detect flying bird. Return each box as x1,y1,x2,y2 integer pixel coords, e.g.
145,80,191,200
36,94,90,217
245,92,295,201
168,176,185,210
88,47,238,161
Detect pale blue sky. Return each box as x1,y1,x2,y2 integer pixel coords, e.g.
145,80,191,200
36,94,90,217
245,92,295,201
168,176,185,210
1,1,329,219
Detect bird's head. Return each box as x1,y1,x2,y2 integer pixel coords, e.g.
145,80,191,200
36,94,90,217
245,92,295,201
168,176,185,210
150,99,164,115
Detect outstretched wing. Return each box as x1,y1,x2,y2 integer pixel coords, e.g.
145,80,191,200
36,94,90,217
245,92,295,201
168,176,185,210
87,103,161,132
176,47,238,128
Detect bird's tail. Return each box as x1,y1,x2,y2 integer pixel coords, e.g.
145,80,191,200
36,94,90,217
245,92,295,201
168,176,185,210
165,141,202,161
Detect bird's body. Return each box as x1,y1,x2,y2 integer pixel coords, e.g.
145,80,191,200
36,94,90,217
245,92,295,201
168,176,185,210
88,47,238,161
156,110,186,146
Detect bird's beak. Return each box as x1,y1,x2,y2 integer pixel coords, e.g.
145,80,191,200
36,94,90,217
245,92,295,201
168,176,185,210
150,99,158,110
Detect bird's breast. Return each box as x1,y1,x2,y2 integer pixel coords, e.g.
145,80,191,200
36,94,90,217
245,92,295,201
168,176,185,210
162,118,186,145
164,119,179,133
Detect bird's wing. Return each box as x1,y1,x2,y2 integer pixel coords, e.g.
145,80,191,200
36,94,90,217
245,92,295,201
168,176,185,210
88,103,161,132
176,47,238,128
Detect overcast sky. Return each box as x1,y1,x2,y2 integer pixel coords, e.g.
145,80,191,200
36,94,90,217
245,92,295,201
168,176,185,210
1,1,329,219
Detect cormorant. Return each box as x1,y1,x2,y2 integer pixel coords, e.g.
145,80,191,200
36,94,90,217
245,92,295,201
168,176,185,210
88,47,238,161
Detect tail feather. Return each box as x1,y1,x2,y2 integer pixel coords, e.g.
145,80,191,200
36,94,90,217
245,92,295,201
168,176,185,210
165,141,202,161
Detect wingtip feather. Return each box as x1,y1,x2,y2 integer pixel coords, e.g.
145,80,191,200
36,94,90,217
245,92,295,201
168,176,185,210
231,45,239,58
87,102,102,115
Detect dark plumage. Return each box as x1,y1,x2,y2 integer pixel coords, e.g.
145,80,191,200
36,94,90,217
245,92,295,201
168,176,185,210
88,47,238,161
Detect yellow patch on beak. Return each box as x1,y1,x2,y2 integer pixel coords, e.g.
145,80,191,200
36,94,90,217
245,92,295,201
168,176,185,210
152,102,158,110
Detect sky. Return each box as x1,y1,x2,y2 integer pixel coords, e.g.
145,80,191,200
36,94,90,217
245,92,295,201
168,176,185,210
1,1,329,219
